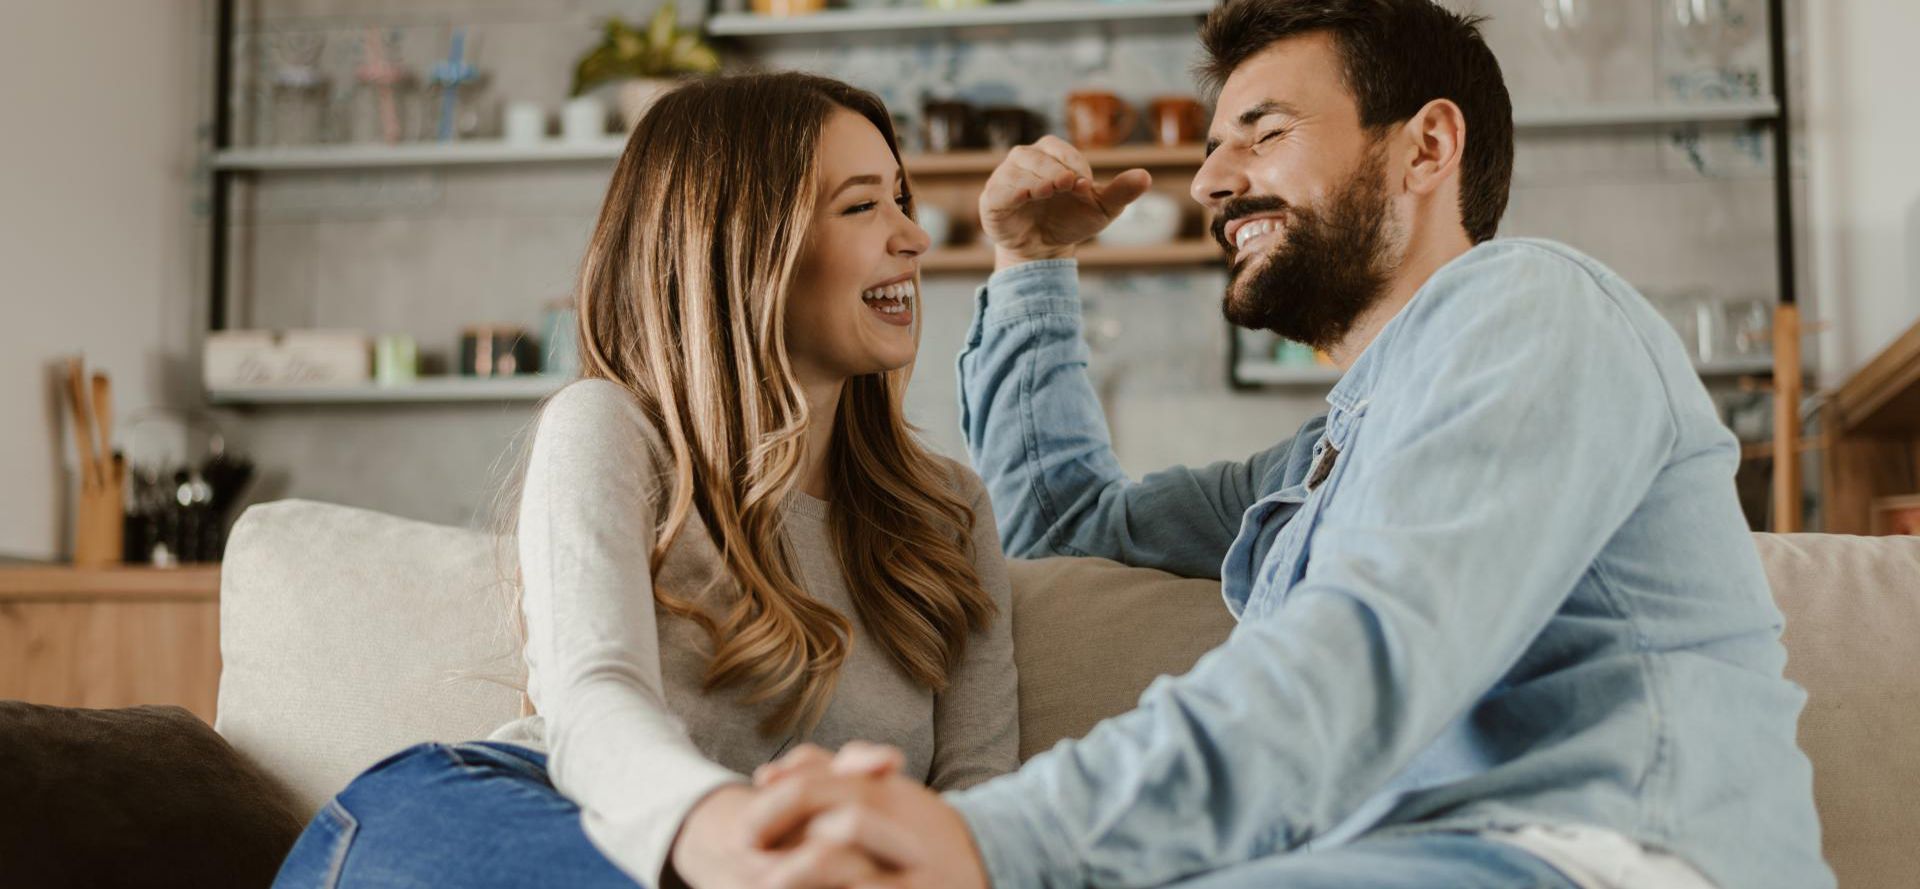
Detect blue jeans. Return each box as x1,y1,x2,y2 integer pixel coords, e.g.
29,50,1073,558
1160,833,1578,888
272,741,643,889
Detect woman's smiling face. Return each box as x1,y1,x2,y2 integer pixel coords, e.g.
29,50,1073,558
783,108,932,388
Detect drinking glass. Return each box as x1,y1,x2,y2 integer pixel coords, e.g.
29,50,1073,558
1670,0,1758,61
1538,0,1628,101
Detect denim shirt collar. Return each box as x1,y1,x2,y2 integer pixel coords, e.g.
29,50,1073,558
1322,243,1478,419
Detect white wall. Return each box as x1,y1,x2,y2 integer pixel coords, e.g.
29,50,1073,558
1805,1,1920,383
0,2,202,560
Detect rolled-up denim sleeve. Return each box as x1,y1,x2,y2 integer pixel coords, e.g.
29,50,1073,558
946,251,1679,889
956,260,1298,578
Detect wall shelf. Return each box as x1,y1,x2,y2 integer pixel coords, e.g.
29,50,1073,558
1234,355,1776,390
208,375,570,406
706,0,1215,37
1231,363,1345,387
212,138,632,171
1512,97,1779,129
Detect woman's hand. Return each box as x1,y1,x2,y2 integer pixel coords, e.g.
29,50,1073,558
741,744,989,889
979,135,1153,270
668,782,893,889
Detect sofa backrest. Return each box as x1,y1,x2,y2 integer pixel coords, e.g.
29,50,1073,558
216,500,524,814
217,500,1919,886
1753,532,1920,889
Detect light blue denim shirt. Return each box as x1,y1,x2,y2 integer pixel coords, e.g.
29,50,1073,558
945,239,1832,889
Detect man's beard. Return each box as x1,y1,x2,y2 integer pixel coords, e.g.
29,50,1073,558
1213,148,1398,352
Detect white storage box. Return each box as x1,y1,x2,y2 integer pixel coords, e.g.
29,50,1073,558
205,330,371,389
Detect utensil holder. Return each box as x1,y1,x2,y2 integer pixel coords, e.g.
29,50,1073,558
75,473,125,567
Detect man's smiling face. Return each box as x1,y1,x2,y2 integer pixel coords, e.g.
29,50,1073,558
1191,32,1405,350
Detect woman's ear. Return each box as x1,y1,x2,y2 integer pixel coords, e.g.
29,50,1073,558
1400,98,1467,198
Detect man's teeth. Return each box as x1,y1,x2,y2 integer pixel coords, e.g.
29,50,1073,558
860,281,916,314
1235,218,1281,250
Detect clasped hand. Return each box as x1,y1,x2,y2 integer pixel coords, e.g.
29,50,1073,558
668,742,988,889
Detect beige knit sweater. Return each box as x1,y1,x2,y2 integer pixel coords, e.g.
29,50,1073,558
488,379,1019,885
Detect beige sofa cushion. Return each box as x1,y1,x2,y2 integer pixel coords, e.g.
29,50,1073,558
1755,532,1920,889
1005,557,1234,760
216,500,522,816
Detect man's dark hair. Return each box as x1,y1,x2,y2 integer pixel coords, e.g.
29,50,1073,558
1198,0,1514,243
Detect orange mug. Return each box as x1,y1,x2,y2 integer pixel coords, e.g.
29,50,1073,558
1148,96,1207,147
1065,91,1138,149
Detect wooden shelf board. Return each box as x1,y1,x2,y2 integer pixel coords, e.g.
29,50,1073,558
922,240,1221,272
908,144,1205,175
0,565,221,602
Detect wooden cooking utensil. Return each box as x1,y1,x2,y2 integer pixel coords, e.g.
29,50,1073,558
66,358,101,491
91,372,113,478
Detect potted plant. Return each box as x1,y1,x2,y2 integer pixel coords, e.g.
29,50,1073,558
570,5,721,130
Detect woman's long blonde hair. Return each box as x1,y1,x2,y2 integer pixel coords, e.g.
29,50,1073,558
495,72,995,735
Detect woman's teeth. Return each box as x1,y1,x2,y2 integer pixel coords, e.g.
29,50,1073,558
1235,218,1281,250
861,281,915,315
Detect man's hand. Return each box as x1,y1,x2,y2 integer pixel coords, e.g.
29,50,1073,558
744,743,991,889
980,135,1153,270
669,783,895,889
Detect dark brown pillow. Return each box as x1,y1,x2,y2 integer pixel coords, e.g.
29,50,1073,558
0,701,307,889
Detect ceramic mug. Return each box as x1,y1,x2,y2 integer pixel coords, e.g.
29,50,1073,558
1148,96,1207,147
560,96,606,143
1066,91,1138,149
503,101,546,144
922,99,979,153
982,106,1038,151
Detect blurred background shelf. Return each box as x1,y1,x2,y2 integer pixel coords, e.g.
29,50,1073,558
208,375,570,406
1512,97,1779,129
922,239,1220,272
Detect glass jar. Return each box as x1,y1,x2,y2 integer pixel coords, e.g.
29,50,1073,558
269,65,330,146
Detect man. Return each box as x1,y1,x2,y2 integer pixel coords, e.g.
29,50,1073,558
734,1,1831,886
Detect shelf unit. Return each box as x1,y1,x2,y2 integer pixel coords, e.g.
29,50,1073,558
205,1,1804,501
1232,355,1779,391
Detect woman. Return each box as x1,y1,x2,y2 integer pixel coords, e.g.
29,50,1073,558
272,72,1018,889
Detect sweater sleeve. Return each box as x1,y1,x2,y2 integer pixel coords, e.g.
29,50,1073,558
926,464,1022,791
518,379,743,886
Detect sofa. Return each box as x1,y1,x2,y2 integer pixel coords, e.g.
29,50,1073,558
13,499,1917,887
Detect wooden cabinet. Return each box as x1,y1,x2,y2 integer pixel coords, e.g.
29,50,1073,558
1823,319,1920,535
0,565,222,723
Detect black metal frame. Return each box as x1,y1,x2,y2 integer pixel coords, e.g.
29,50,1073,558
1227,0,1797,390
210,0,236,333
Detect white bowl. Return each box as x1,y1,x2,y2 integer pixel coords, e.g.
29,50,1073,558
1097,191,1183,247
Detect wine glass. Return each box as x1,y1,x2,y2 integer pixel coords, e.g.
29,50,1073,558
1538,0,1629,101
1670,0,1759,62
